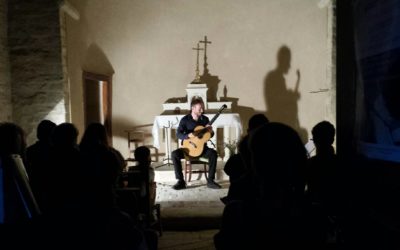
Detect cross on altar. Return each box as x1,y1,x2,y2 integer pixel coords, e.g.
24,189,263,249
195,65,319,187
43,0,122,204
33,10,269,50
200,36,212,74
192,43,204,83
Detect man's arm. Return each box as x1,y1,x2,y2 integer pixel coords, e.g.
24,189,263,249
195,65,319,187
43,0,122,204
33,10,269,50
205,124,215,138
203,116,215,138
176,116,190,140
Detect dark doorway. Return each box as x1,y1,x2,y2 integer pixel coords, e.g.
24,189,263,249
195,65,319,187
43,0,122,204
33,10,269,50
83,71,113,144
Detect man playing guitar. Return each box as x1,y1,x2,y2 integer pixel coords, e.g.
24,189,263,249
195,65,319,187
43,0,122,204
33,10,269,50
171,97,221,190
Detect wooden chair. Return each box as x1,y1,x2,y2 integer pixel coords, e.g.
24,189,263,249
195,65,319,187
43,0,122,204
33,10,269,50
183,156,209,182
124,124,158,165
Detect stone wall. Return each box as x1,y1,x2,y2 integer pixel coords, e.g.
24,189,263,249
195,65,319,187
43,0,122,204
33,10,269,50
8,0,66,143
0,0,12,122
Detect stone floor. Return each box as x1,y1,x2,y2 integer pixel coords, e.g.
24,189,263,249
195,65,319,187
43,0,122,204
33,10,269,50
155,179,229,230
155,177,228,249
158,230,218,250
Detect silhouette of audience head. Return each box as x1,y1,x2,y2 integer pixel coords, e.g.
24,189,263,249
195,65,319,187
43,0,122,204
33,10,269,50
277,45,291,74
0,122,26,157
80,122,109,148
311,121,335,149
249,122,307,200
231,114,269,172
36,120,56,143
134,146,151,165
52,123,79,148
247,114,269,133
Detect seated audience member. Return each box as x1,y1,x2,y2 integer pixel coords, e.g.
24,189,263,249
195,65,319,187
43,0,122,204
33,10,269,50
221,114,269,204
26,120,56,212
46,122,83,211
0,122,41,248
80,123,125,206
126,146,157,221
215,122,310,249
306,121,345,244
0,122,32,223
307,121,339,208
36,122,151,250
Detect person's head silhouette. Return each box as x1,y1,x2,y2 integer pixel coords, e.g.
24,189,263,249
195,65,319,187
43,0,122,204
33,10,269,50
0,122,26,157
80,122,109,148
247,114,269,133
52,123,79,148
277,45,291,74
311,121,335,150
36,120,56,143
249,122,307,200
134,146,151,165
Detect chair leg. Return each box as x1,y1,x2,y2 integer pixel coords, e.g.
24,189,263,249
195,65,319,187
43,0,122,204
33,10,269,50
155,203,162,237
188,161,192,182
203,163,208,180
184,160,187,182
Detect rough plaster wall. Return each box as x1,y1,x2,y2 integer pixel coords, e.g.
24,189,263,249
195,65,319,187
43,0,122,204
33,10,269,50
0,0,12,121
327,0,336,129
8,0,66,144
66,0,334,157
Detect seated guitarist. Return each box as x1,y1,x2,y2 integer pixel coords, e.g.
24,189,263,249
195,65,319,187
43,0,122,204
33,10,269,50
171,97,221,190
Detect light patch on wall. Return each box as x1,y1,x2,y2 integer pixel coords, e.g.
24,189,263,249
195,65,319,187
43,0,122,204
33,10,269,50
318,0,331,9
44,99,67,125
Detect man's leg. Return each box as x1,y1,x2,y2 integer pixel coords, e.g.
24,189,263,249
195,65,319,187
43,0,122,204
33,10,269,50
202,147,221,189
171,148,186,189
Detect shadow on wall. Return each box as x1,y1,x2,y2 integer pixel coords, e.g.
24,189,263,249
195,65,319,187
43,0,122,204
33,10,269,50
263,45,308,142
112,116,139,142
112,116,162,162
83,43,115,76
220,90,263,134
198,38,264,133
201,71,220,102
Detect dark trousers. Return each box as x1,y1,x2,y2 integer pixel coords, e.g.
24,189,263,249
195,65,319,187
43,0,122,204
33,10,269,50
171,147,218,181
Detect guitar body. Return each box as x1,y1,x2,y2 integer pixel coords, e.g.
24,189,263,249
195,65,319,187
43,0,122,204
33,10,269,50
182,125,211,157
181,104,227,157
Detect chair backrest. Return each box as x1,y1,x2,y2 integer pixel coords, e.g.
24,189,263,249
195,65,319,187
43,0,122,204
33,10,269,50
125,124,159,164
124,167,152,225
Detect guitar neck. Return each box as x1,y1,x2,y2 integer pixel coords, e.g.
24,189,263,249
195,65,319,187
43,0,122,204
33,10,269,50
207,104,227,126
208,113,221,126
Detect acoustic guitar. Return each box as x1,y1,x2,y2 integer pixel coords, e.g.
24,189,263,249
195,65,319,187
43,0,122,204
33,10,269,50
182,104,228,157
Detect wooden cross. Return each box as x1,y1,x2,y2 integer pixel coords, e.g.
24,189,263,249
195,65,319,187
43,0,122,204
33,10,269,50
192,43,204,83
200,36,212,74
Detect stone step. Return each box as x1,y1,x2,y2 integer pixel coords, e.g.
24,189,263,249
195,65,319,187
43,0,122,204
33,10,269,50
153,161,229,183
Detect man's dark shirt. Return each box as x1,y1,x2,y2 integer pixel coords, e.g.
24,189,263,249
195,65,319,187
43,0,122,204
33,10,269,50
176,114,210,141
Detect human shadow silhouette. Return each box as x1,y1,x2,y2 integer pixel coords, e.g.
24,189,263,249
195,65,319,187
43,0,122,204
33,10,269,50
263,45,308,142
220,85,266,134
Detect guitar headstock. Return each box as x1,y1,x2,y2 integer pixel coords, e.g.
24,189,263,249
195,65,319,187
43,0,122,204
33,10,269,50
218,104,228,113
